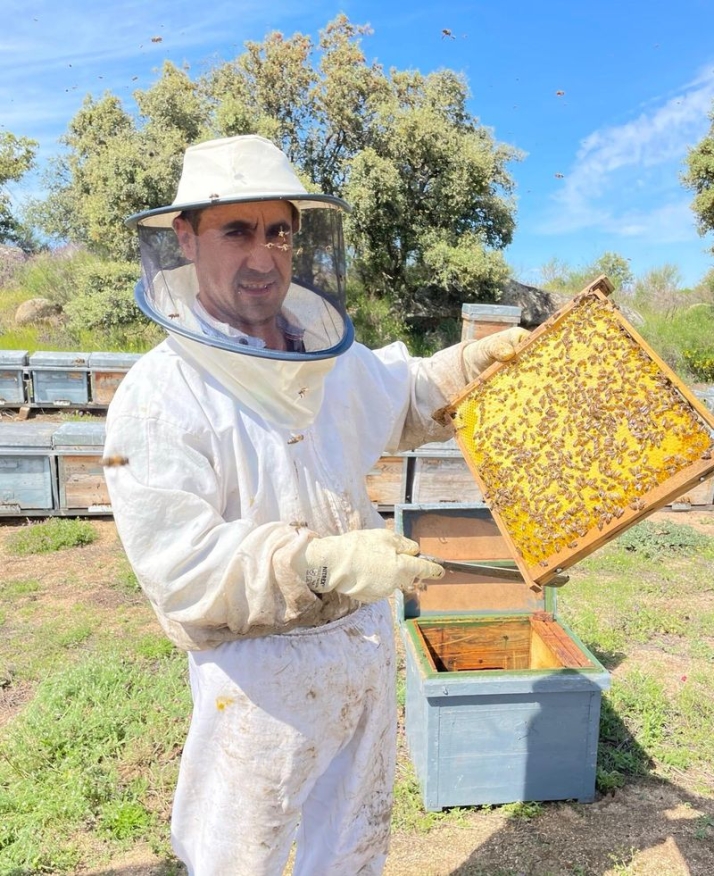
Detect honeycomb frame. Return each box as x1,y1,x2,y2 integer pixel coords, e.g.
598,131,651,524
441,276,714,590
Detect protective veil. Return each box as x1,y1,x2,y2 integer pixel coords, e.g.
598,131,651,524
128,135,354,362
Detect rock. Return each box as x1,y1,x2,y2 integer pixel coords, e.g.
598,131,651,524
499,278,644,328
498,279,569,328
14,297,63,326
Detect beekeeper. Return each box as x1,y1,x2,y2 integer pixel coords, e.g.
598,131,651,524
103,134,528,876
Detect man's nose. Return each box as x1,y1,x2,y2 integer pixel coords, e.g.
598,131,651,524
245,234,277,271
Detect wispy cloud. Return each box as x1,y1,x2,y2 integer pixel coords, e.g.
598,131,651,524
1,0,307,152
539,64,714,242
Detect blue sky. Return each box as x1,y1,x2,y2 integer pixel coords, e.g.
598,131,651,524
3,0,714,287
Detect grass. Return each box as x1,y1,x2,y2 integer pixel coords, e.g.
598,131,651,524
0,651,190,871
557,518,714,793
4,517,98,555
0,516,713,872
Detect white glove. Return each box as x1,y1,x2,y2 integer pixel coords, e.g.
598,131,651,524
462,326,530,382
304,530,445,603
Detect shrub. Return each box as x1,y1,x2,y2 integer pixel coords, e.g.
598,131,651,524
63,259,143,335
638,304,714,381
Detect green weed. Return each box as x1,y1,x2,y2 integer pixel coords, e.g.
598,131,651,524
695,814,714,840
5,517,97,555
0,650,190,871
615,519,714,559
0,579,42,599
500,800,544,819
391,761,467,833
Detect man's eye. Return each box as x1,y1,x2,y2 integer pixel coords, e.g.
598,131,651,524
267,230,292,249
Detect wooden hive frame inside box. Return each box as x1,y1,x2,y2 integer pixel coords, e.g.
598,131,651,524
439,276,714,590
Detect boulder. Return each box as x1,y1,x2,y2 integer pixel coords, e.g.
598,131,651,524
14,297,63,326
499,278,644,328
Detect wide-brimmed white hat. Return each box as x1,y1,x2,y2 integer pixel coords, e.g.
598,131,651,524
126,135,349,229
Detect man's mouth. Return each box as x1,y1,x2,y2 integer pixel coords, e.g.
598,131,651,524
236,279,276,295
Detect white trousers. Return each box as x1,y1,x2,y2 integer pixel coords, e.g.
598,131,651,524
171,600,396,876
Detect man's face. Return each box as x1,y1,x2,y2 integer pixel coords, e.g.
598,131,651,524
173,201,295,347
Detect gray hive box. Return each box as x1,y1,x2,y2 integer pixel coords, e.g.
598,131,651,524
408,438,483,505
395,502,610,811
52,420,111,512
29,351,90,405
88,352,141,405
0,350,28,405
0,421,58,512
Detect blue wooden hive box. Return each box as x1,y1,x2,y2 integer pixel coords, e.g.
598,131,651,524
52,420,111,513
29,351,90,405
0,421,58,513
0,350,28,405
395,502,610,812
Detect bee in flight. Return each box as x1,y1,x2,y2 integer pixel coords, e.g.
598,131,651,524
100,455,130,468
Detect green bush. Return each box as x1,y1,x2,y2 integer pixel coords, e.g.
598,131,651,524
5,518,97,555
348,283,410,350
5,247,94,307
638,304,714,381
2,247,165,352
63,259,143,335
682,347,714,382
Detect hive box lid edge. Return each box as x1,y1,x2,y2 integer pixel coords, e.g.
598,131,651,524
394,502,555,619
29,351,89,367
0,421,58,447
52,420,106,447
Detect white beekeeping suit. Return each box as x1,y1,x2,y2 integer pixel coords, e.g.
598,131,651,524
104,135,527,876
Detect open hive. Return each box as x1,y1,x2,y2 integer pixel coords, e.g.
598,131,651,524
441,276,714,590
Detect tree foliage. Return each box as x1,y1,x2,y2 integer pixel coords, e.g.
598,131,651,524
538,251,634,296
683,102,714,252
35,15,520,336
0,130,38,247
631,263,685,318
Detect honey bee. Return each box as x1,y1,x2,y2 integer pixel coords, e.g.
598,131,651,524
100,455,129,468
289,520,309,532
287,434,304,445
168,312,179,319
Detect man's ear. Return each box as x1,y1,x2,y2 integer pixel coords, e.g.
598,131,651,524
173,216,197,260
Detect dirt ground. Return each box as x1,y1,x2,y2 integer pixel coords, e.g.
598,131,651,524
2,510,714,876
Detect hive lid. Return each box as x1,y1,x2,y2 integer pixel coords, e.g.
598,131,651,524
395,503,554,619
52,420,106,447
29,351,89,367
0,421,58,448
88,352,142,368
439,276,714,591
408,437,462,457
0,350,28,366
